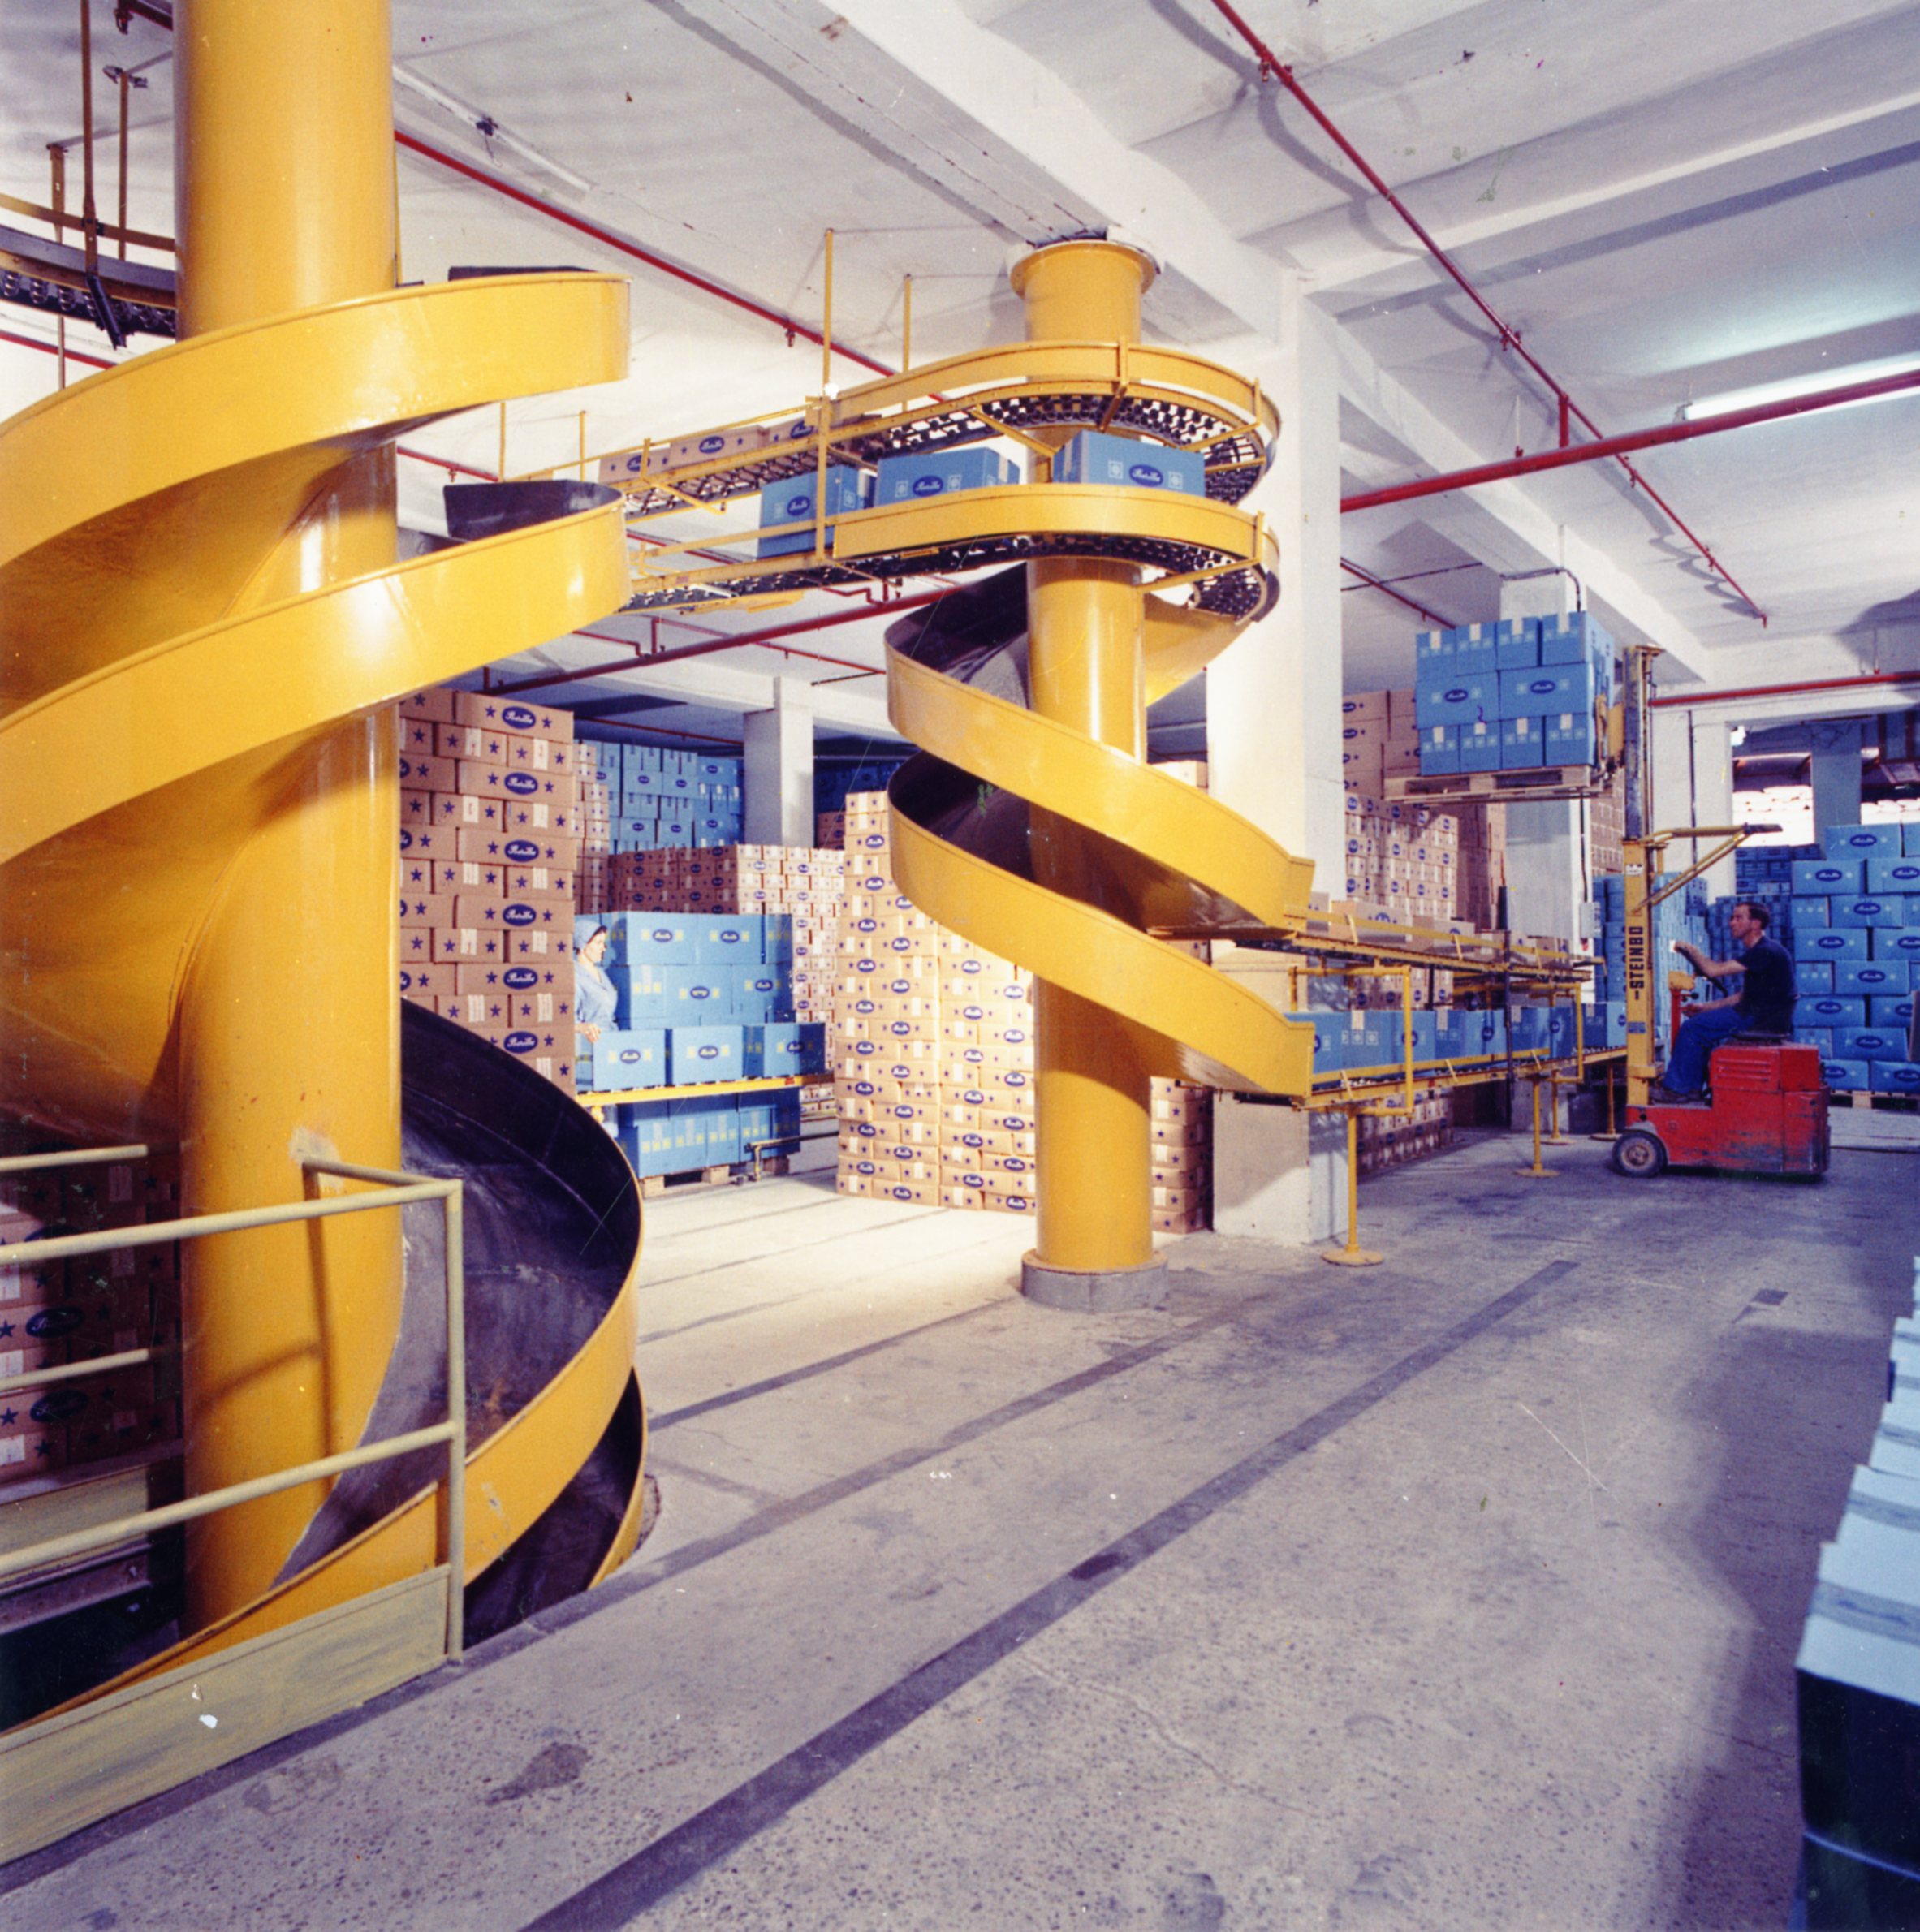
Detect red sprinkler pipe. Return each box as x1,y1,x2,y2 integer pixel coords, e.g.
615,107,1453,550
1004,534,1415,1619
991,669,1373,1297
1343,364,1920,514
1205,0,1768,626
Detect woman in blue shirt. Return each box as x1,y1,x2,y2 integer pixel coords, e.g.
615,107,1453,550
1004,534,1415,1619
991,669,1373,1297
576,925,619,1048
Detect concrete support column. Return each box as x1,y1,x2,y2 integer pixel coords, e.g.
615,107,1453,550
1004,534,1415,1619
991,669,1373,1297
1499,573,1582,942
1208,281,1346,1245
1648,709,1738,893
744,676,816,848
1690,717,1737,895
1810,721,1864,839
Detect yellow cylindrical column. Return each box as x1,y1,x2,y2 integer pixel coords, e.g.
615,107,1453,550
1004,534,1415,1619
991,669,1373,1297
1012,241,1164,1309
174,0,403,1624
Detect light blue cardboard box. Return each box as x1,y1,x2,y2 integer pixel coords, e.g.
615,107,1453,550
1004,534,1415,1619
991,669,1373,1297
1870,996,1915,1029
1875,931,1920,964
1832,896,1901,930
1053,429,1204,495
1872,1063,1920,1095
696,917,762,964
1867,857,1920,895
1802,997,1867,1029
589,1029,667,1091
757,465,872,558
1499,662,1599,719
744,1022,825,1076
1797,929,1870,963
1500,716,1542,769
1838,1028,1906,1062
1542,710,1598,765
1822,1059,1870,1091
1826,824,1902,861
874,446,1019,503
1789,896,1832,929
1791,859,1862,895
1415,673,1495,728
1797,961,1834,994
604,913,697,965
669,1025,744,1084
1458,720,1501,772
1839,962,1909,998
1493,616,1538,672
1420,723,1461,774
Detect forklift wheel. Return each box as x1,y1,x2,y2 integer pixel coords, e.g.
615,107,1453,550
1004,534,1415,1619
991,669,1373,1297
1612,1128,1668,1178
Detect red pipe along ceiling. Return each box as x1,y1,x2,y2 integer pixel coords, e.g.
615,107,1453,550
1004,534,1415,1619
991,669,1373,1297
1203,0,1767,627
1651,671,1920,709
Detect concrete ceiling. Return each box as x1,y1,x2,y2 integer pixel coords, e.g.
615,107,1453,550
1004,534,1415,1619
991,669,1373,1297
5,0,1918,744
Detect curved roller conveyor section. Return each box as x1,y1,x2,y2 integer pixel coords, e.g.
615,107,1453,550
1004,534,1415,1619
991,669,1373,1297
0,269,647,1712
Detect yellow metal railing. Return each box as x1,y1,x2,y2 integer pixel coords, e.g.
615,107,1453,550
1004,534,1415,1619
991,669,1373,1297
0,1151,468,1660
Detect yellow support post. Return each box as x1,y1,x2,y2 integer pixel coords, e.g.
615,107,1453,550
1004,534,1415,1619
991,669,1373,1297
1322,1108,1383,1267
1010,240,1166,1311
171,0,402,1626
1517,1076,1560,1178
1542,1073,1570,1145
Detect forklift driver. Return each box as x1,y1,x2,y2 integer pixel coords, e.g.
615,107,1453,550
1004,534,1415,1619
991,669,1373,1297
1654,900,1797,1101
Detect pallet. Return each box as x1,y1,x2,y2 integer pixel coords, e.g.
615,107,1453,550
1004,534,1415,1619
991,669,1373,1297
636,1154,790,1197
1836,1090,1918,1112
1383,762,1610,805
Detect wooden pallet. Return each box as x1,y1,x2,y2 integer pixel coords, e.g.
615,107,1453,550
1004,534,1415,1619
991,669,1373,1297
636,1154,790,1197
1383,762,1610,805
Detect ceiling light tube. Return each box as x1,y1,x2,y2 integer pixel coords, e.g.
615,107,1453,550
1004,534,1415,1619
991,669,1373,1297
1677,356,1920,422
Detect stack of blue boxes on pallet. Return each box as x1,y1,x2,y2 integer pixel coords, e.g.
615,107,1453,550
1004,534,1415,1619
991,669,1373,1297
1587,874,1711,1058
1752,822,1920,1094
1415,611,1617,775
576,912,826,1177
593,742,744,853
1794,1261,1920,1921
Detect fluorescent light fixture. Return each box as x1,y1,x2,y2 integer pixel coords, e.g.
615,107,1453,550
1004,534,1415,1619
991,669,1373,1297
1676,354,1920,422
393,66,593,196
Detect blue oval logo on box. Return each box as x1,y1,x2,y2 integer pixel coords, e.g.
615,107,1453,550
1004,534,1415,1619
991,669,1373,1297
961,1172,986,1190
503,903,536,927
501,705,538,731
697,1045,719,1059
1128,463,1163,487
752,977,775,994
960,1089,987,1107
1844,833,1877,847
26,1306,82,1339
1443,688,1469,704
700,434,726,454
889,937,913,952
717,931,744,945
504,967,537,990
1004,1070,1029,1088
1003,1197,1032,1213
961,1005,985,1023
854,1039,877,1055
912,475,946,495
689,985,711,1001
1004,1028,1028,1046
618,1048,646,1064
32,1387,88,1423
400,829,414,851
1818,935,1844,949
1862,971,1890,985
504,771,539,796
889,1021,911,1037
503,1030,539,1054
504,839,540,863
1862,902,1887,915
1528,679,1559,694
785,493,811,517
856,959,878,974
1003,1157,1030,1174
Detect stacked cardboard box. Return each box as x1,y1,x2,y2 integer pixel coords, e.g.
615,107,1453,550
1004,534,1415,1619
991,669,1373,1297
1337,691,1421,796
1340,792,1460,923
585,742,745,856
1415,613,1616,775
1771,823,1920,1094
1,1151,181,1484
593,844,846,1024
582,912,822,1174
396,688,579,1092
1590,767,1626,877
576,742,612,917
831,791,1216,1229
1357,1094,1455,1176
1452,805,1508,930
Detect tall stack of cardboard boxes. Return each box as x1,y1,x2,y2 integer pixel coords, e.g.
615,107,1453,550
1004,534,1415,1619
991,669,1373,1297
396,688,580,1091
576,742,612,917
1,1150,180,1484
831,792,1212,1232
1340,793,1460,921
1337,689,1422,797
1413,612,1615,775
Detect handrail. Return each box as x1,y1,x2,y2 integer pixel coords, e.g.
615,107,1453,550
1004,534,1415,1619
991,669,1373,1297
0,1142,149,1175
0,1155,468,1661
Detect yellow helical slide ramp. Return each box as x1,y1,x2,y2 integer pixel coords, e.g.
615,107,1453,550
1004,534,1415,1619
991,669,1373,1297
0,0,644,1739
611,239,1318,1305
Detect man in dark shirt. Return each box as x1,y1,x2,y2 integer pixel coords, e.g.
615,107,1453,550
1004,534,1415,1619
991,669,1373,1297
1655,899,1797,1098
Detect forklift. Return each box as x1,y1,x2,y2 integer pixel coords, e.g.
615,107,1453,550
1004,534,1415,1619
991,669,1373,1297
1607,647,1829,1179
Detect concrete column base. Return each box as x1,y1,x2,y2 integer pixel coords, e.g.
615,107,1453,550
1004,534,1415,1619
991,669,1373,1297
1020,1252,1168,1313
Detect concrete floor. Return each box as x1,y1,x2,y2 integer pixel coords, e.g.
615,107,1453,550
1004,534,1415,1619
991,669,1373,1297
5,1123,1911,1930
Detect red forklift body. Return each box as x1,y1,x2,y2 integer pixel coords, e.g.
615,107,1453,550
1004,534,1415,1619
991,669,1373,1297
1624,1042,1828,1177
